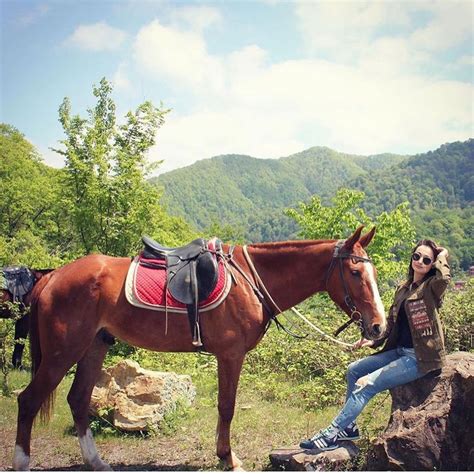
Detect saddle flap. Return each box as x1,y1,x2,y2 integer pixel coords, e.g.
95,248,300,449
167,246,218,304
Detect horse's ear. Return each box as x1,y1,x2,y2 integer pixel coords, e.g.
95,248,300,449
359,227,376,248
343,225,365,251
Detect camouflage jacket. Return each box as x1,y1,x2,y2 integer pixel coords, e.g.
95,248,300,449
372,253,451,374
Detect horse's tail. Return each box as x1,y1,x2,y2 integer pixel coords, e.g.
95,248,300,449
29,271,55,424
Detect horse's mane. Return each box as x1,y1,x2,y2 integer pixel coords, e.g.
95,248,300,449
248,239,336,251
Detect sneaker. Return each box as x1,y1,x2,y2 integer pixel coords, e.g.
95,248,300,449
336,424,360,441
299,429,339,451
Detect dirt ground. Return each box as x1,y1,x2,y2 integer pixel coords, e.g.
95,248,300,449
0,426,241,471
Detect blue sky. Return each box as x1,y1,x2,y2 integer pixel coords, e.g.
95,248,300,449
1,0,473,173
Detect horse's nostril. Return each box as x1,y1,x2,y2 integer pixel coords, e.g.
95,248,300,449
372,324,382,336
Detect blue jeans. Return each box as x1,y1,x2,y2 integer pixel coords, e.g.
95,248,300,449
332,347,423,430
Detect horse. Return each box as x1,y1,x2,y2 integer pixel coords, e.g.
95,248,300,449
13,226,387,471
0,267,53,369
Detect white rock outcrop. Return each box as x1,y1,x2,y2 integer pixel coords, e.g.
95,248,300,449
90,359,196,432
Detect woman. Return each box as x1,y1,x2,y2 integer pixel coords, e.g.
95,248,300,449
300,240,451,451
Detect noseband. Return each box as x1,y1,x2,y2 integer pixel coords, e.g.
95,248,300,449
325,240,373,337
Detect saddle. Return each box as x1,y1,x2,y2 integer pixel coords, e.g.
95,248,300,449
141,236,222,347
1,266,35,303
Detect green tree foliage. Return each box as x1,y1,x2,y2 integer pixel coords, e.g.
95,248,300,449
412,207,473,271
285,188,416,285
203,221,246,245
53,78,192,256
441,279,474,353
351,140,473,214
0,124,67,267
154,148,405,243
155,140,472,267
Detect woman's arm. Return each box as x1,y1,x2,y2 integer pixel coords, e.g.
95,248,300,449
430,248,451,301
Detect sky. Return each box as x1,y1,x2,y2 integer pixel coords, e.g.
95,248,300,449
1,0,473,174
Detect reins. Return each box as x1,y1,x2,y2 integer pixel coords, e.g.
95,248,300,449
326,240,372,336
235,239,373,348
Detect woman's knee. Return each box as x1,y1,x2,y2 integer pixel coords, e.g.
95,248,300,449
347,360,362,379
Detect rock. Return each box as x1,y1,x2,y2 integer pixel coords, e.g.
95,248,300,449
367,351,474,471
90,359,196,432
269,443,359,471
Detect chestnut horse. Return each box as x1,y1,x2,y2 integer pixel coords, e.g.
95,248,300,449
13,226,386,471
0,268,53,369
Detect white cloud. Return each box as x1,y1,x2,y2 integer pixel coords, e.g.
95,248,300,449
169,5,223,32
127,12,472,173
36,143,66,169
16,3,49,27
113,63,132,93
409,1,473,52
134,20,224,93
295,1,472,63
64,22,127,51
457,55,474,66
294,1,413,60
154,108,305,174
120,5,473,173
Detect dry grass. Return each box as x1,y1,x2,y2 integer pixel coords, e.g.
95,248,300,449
0,369,391,471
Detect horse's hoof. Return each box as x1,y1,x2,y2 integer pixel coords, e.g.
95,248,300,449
97,464,113,471
93,460,113,471
91,461,113,471
12,445,30,471
220,451,244,471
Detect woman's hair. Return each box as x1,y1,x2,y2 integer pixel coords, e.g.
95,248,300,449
407,239,441,282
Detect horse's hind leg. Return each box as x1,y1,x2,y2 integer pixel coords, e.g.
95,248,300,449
13,358,74,471
216,353,245,471
67,330,113,471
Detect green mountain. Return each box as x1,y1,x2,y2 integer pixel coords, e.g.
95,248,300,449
153,147,407,242
154,140,473,269
350,140,473,215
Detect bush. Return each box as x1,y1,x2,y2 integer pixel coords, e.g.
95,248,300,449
0,301,23,396
441,279,474,352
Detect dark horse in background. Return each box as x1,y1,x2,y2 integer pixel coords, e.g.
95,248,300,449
0,267,53,369
13,226,387,471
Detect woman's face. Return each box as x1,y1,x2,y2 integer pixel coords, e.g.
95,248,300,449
411,244,435,278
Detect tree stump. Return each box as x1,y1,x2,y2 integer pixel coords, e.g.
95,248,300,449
367,351,474,470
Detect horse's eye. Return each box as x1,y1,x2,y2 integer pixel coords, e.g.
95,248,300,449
351,270,361,277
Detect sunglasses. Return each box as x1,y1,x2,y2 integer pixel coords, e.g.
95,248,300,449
412,252,433,266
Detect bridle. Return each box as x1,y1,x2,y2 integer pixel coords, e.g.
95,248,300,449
325,240,373,337
235,239,374,341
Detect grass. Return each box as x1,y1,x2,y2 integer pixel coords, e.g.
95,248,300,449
0,366,392,471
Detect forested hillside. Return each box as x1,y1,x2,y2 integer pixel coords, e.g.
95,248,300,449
153,147,406,242
155,140,473,269
350,140,473,214
349,140,473,269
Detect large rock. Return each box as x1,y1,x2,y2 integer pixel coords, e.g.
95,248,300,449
269,443,359,471
90,359,196,432
367,351,474,470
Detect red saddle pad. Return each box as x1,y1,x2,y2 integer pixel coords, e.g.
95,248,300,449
131,255,230,312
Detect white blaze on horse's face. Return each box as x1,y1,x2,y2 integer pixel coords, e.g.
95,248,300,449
363,260,386,337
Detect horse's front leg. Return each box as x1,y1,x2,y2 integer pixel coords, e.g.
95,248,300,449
216,353,245,471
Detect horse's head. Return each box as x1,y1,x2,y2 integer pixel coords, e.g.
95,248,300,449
326,226,386,340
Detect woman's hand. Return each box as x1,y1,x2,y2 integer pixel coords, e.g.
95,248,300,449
352,338,374,350
437,247,449,258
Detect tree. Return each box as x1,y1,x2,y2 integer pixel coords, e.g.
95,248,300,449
53,78,189,256
0,124,67,267
285,188,416,285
